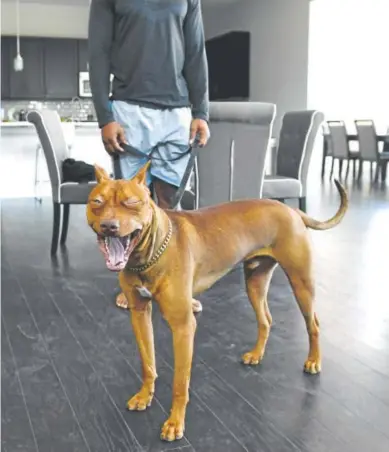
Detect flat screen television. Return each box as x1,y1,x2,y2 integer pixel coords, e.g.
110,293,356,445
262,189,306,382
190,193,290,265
205,31,250,101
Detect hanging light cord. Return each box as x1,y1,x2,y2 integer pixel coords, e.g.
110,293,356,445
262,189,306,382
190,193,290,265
16,0,21,55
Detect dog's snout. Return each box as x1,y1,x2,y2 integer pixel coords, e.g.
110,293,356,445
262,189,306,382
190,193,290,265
100,219,120,234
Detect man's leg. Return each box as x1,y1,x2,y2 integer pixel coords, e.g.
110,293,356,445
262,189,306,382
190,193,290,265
111,101,154,183
151,107,192,210
153,178,180,209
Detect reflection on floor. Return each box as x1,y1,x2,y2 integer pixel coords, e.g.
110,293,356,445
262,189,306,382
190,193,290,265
1,178,389,452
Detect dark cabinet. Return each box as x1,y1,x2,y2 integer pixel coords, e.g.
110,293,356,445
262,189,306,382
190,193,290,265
8,37,45,100
78,40,89,72
1,37,11,99
2,37,87,101
43,38,78,99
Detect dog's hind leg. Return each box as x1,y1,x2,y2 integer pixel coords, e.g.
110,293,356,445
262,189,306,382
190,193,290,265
273,237,321,374
241,256,277,365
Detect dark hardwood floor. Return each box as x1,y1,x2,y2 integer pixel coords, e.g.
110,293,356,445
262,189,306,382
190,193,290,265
2,178,389,452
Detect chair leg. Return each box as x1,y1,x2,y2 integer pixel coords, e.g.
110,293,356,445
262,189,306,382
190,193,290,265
321,153,327,179
298,197,307,212
51,202,61,256
352,159,357,179
60,204,70,245
330,158,335,179
382,161,388,182
374,162,380,183
345,160,351,179
357,160,364,181
338,159,344,179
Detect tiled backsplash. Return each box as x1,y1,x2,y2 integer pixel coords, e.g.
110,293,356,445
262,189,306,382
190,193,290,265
1,99,96,122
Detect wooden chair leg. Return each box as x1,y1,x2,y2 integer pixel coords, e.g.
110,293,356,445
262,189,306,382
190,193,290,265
51,202,61,256
60,204,70,245
298,197,307,212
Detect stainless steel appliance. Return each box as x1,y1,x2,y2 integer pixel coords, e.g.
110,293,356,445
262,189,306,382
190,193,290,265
79,72,113,97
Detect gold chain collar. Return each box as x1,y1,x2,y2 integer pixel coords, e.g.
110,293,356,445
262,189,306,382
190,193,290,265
126,218,173,273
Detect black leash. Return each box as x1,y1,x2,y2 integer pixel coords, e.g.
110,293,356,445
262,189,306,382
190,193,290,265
112,142,200,210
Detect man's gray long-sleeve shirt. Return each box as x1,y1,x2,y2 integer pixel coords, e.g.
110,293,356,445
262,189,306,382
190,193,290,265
88,0,209,128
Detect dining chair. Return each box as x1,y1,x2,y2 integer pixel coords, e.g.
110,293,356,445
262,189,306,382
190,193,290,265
193,101,276,208
262,110,324,212
327,120,359,180
355,119,389,183
228,102,276,200
27,109,98,255
321,123,333,178
193,115,234,209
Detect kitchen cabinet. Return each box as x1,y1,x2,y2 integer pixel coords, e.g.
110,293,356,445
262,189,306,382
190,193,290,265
43,38,78,99
1,37,11,100
8,37,45,100
78,40,89,72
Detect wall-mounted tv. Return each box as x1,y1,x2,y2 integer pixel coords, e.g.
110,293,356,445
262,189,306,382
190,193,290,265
205,31,250,101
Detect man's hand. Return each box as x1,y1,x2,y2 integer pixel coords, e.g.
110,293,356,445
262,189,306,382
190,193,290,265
101,122,127,154
189,119,210,148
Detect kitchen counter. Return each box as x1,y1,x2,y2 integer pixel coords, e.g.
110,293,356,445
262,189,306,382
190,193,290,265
1,121,99,129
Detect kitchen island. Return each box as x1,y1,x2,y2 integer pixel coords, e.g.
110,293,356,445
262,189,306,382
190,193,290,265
0,121,112,199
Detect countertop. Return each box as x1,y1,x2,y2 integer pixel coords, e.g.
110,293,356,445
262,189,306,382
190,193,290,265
1,121,99,129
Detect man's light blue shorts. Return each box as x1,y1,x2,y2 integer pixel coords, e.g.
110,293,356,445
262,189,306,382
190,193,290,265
111,100,192,187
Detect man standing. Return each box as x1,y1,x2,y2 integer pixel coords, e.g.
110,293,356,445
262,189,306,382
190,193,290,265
88,0,210,210
88,0,210,309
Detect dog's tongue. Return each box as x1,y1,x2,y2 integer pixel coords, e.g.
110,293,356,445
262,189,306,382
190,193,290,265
106,237,125,265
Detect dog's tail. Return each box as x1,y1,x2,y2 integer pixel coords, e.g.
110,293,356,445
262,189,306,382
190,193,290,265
297,179,348,231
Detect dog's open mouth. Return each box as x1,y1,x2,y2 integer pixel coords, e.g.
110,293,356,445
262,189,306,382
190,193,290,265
97,229,142,272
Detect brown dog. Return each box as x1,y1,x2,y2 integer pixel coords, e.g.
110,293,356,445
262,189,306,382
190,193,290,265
86,163,347,442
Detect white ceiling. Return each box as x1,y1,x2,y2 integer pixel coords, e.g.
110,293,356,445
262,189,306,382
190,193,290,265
3,0,238,5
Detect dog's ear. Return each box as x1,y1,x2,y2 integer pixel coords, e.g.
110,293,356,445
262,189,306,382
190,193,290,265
133,161,151,186
94,164,110,183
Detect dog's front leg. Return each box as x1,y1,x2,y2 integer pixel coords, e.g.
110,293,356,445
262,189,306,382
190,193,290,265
159,296,196,442
125,292,157,411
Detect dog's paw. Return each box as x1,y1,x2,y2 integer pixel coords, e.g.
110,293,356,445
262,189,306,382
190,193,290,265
304,358,321,374
116,292,129,310
160,416,185,442
126,389,154,411
192,299,203,313
241,350,263,366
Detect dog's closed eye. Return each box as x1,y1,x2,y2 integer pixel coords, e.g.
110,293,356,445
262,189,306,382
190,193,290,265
91,197,104,206
122,198,141,207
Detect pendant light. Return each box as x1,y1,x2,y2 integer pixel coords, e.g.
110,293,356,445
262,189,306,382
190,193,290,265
14,0,24,72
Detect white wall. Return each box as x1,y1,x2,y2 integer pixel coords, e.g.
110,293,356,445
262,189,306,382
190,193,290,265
1,1,90,39
203,0,310,134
